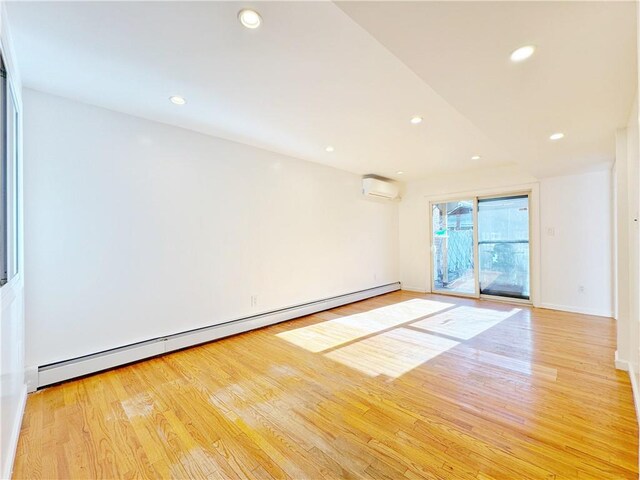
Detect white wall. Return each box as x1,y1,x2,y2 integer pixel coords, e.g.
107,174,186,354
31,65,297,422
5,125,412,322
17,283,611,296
615,0,640,445
614,91,640,378
23,89,399,368
628,101,640,373
539,170,613,317
615,99,639,372
615,127,630,366
0,3,24,479
398,164,614,317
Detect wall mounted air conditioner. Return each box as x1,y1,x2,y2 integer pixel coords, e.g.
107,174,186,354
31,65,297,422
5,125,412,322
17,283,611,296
362,177,399,200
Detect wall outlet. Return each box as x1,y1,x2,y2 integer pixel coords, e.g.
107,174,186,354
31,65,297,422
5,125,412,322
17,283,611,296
546,227,555,236
578,285,585,294
251,295,258,307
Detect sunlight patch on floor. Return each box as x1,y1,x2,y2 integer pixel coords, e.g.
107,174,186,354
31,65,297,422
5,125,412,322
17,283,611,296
461,346,558,381
324,328,459,378
411,306,521,340
276,299,454,352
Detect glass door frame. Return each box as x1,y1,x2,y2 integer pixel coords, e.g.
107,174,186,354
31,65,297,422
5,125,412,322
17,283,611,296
429,197,480,299
428,191,533,304
477,192,532,304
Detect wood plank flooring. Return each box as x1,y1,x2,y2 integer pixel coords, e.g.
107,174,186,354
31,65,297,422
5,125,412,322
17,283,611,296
12,291,638,479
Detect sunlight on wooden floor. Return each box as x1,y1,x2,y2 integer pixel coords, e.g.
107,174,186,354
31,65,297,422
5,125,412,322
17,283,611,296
325,327,459,377
275,298,453,352
462,347,558,381
411,306,521,340
12,292,637,479
276,299,523,379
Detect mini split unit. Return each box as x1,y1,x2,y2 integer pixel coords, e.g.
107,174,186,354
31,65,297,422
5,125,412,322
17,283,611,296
362,177,399,200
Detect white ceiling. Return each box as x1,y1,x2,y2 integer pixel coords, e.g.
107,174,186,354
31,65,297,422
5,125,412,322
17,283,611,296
6,1,637,180
337,1,638,178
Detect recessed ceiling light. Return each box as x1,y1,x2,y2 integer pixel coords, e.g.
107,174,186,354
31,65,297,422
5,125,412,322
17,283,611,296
397,171,404,175
510,45,536,62
471,155,481,160
238,9,262,29
549,132,565,140
325,146,335,152
169,96,186,105
410,116,423,125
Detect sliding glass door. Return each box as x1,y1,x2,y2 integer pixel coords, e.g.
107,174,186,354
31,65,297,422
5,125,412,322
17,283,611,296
430,194,530,301
478,195,530,299
431,199,477,296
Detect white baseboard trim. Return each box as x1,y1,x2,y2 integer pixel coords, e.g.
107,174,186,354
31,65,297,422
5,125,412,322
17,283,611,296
614,352,639,424
35,282,401,389
615,350,630,371
400,286,428,293
536,302,613,318
2,383,27,480
628,362,640,424
25,366,38,393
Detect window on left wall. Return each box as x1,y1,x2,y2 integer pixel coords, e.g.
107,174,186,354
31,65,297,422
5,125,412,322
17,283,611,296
0,53,20,287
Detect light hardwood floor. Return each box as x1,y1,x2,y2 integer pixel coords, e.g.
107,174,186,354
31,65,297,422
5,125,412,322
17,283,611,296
12,291,639,479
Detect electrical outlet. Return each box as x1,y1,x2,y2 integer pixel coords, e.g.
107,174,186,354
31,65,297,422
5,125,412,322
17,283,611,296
578,285,585,294
547,227,555,236
251,295,258,307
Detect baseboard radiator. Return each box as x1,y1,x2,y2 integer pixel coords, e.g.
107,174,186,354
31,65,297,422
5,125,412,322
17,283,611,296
35,282,401,389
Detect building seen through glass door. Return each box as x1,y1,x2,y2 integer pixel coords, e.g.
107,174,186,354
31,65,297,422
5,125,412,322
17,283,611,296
431,194,530,301
477,195,530,299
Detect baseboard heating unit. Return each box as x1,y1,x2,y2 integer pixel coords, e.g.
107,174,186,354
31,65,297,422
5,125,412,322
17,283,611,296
34,282,401,390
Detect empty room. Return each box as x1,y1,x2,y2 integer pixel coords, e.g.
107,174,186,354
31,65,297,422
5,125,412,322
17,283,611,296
1,0,639,478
